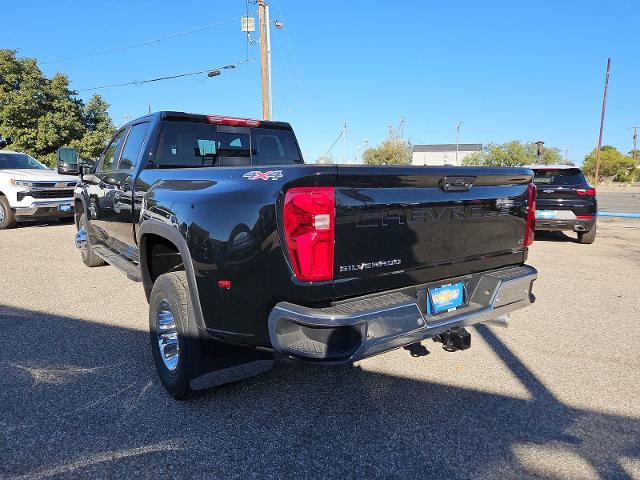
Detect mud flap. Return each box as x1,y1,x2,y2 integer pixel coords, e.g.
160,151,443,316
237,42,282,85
187,332,274,391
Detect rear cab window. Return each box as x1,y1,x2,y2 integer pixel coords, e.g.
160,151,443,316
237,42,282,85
533,168,587,186
151,117,303,168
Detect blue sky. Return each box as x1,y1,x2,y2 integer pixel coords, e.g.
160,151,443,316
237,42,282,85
3,0,639,164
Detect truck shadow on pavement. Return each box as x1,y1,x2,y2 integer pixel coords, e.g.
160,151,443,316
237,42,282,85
533,230,578,243
1,305,638,479
10,218,74,229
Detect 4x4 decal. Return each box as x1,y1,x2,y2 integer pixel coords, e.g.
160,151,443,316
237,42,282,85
243,170,283,181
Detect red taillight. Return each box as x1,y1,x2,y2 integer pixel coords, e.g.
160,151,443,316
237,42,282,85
283,187,335,282
575,187,596,196
207,115,261,127
576,215,594,220
524,183,536,247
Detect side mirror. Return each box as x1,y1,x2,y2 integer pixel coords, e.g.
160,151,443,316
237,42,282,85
57,147,80,175
81,164,93,176
0,135,14,149
79,161,96,182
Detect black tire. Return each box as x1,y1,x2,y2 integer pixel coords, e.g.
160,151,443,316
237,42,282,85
0,196,16,230
78,213,106,267
577,223,597,244
149,271,195,400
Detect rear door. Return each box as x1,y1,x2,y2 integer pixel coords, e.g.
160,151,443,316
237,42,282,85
332,166,533,298
86,127,127,248
102,121,151,260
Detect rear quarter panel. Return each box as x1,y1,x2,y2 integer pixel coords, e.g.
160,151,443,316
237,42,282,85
139,165,337,347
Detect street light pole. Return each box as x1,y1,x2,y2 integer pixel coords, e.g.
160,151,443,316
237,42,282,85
455,121,463,165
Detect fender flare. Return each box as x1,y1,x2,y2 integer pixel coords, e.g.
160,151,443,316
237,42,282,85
138,219,206,330
73,193,88,223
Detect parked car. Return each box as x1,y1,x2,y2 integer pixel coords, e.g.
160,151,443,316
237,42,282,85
73,111,538,399
530,165,597,244
0,150,77,229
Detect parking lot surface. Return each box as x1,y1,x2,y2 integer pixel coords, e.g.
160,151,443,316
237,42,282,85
1,218,639,479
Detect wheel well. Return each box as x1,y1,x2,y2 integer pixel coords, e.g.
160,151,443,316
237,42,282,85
143,234,185,286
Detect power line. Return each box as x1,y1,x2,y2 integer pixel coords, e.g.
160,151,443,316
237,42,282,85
325,124,347,158
76,59,254,92
565,140,629,153
274,0,307,99
42,14,253,65
271,24,295,100
245,0,251,62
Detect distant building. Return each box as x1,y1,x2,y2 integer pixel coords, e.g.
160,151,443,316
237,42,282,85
412,144,482,166
316,156,333,165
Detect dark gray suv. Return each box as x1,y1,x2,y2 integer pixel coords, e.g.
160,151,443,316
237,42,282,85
531,165,597,244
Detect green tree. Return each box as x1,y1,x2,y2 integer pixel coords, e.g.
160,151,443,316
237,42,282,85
583,146,637,182
463,141,566,166
0,49,115,166
363,138,412,165
70,95,115,162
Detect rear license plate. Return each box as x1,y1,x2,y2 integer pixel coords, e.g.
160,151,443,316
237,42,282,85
426,282,465,315
536,210,558,219
59,205,72,212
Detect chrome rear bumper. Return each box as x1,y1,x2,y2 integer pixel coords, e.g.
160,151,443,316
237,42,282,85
268,265,537,363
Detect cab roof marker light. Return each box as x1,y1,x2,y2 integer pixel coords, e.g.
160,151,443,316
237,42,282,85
207,115,261,127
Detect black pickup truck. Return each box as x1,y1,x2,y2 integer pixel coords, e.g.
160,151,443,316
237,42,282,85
73,111,538,399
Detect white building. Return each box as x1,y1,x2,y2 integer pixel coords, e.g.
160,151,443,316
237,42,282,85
412,144,482,166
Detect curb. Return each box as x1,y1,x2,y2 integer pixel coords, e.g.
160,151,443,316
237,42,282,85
598,212,640,218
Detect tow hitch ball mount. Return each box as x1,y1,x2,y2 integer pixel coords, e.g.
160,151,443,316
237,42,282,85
433,327,471,352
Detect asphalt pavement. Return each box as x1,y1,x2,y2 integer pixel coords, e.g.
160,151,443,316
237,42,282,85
1,218,639,479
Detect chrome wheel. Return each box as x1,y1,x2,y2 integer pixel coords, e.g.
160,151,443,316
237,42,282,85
75,227,88,252
0,205,5,224
156,299,180,372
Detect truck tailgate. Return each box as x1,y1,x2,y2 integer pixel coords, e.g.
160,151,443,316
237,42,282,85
332,166,533,298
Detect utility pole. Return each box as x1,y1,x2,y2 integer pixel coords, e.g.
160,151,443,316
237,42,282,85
631,126,639,160
455,121,463,165
123,113,130,124
594,58,611,185
265,4,273,119
258,0,269,120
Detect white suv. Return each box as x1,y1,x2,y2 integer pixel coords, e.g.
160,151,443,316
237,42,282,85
0,150,77,229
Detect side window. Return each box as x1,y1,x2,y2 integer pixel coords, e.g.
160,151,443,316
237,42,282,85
119,122,150,170
99,129,127,172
